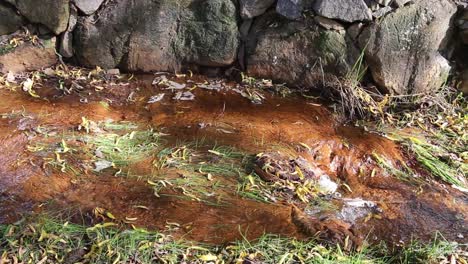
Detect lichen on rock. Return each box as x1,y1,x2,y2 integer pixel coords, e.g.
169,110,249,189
246,13,360,88
74,0,239,72
359,0,457,94
15,0,70,35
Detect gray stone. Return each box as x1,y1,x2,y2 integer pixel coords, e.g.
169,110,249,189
73,0,104,15
462,9,468,20
314,16,345,31
106,68,120,75
359,0,457,94
59,6,77,58
239,19,253,40
314,0,372,23
347,22,364,41
246,13,360,88
462,29,468,44
239,0,275,19
376,0,391,6
453,0,467,8
364,0,380,11
460,21,468,30
372,6,392,18
393,0,411,7
74,0,239,72
276,0,307,20
37,25,52,36
16,0,69,35
0,2,23,35
59,33,73,58
461,70,468,94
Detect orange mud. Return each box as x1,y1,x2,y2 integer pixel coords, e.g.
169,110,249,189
0,74,466,246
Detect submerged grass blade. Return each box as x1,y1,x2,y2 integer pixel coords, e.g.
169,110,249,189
406,139,465,188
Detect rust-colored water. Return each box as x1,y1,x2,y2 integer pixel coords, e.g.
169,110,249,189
0,74,466,245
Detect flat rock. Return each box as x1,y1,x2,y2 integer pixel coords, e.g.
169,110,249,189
16,0,69,35
313,0,372,23
0,2,23,35
73,0,104,15
359,0,457,94
314,16,345,31
239,0,275,19
0,38,57,73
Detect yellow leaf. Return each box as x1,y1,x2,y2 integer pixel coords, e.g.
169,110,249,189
198,253,217,262
106,212,116,219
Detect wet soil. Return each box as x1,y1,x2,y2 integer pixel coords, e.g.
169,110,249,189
0,74,466,246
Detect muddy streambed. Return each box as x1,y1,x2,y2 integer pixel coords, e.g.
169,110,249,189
0,72,466,248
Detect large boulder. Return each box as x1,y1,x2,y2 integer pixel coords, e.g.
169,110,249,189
0,38,57,73
74,0,239,72
276,0,311,20
239,0,275,19
0,2,23,35
360,0,457,94
15,0,69,35
313,0,372,23
246,13,360,87
73,0,104,15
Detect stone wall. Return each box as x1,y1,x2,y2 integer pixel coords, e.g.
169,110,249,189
0,0,466,95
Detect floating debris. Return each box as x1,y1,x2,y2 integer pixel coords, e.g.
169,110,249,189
165,81,186,90
153,75,186,90
147,93,165,104
6,71,15,83
93,160,114,172
198,81,223,91
254,152,324,182
337,198,379,224
216,128,234,134
234,87,265,104
152,75,167,85
173,91,195,101
317,175,338,194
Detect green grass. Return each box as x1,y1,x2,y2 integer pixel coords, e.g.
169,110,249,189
404,138,466,188
381,234,466,264
26,120,163,177
2,216,464,264
84,128,161,167
346,45,368,89
372,153,424,186
0,43,15,56
384,133,467,189
237,173,278,203
151,144,252,205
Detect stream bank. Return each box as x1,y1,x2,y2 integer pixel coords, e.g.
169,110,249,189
0,67,466,263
